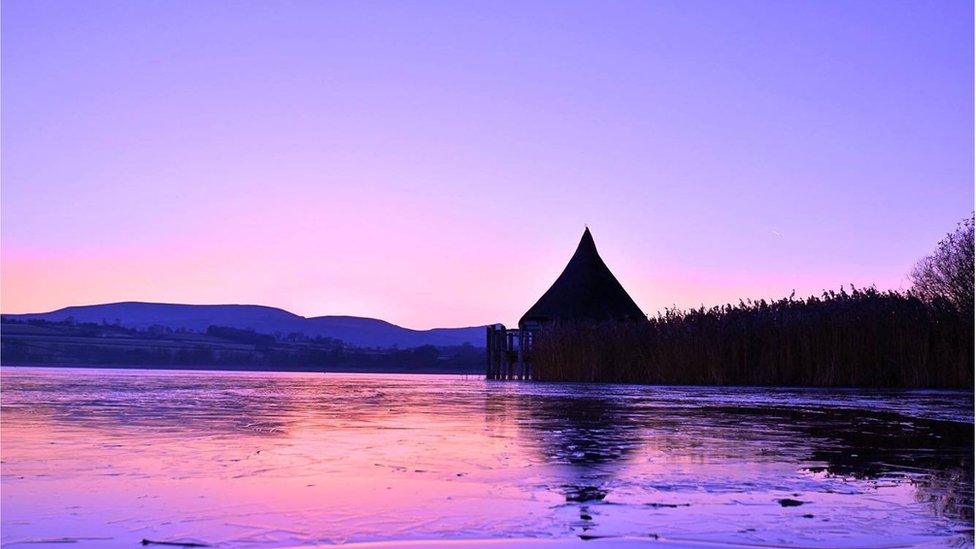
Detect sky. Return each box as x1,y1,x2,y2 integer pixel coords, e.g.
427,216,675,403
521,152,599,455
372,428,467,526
2,1,973,328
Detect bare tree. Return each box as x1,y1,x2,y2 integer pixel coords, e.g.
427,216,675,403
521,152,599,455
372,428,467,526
910,214,974,317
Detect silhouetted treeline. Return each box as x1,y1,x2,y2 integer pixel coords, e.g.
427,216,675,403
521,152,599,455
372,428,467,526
0,318,484,373
532,287,972,388
205,325,277,346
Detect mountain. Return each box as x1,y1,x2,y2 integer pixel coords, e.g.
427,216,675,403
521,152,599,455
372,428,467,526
3,302,485,348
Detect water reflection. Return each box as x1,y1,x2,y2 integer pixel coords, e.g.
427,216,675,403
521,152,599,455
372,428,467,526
1,368,972,548
499,389,975,542
515,394,644,536
802,408,974,529
528,396,642,468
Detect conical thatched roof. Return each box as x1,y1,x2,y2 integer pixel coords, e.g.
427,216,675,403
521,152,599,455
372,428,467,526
519,228,644,328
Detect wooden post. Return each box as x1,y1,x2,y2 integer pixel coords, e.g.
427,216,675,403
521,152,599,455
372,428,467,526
517,330,525,380
485,326,492,379
505,330,512,380
508,330,516,380
486,324,509,380
492,329,498,379
486,325,535,382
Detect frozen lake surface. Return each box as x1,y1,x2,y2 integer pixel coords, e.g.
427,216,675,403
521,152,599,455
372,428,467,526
1,367,972,548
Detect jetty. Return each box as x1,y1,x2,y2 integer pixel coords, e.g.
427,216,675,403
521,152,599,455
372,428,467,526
486,228,644,380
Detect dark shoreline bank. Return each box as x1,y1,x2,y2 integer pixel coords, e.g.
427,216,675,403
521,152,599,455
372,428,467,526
0,318,485,374
0,362,484,375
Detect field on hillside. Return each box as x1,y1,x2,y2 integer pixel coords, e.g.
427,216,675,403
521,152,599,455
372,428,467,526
0,319,484,373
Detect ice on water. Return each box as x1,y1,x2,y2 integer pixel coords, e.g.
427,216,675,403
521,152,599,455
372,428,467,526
1,368,972,548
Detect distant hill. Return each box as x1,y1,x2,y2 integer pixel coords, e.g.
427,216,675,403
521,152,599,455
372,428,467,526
3,302,485,348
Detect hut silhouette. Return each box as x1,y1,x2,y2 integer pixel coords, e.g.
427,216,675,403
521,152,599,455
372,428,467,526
487,228,644,379
519,228,644,330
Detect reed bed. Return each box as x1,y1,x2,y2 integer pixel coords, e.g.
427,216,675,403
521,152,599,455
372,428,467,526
532,287,973,388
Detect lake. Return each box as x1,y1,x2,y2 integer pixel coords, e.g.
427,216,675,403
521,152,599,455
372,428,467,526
0,367,972,548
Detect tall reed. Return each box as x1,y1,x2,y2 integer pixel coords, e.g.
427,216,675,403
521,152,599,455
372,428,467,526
531,287,973,388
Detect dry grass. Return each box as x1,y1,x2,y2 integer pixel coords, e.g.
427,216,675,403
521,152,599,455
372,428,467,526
532,287,973,388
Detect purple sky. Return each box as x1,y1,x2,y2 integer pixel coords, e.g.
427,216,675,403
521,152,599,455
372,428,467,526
2,1,972,328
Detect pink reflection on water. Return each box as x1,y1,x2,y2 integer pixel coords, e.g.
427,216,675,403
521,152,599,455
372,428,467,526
0,368,971,548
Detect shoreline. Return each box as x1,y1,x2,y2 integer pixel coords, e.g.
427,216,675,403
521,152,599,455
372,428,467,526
0,362,482,376
2,364,974,395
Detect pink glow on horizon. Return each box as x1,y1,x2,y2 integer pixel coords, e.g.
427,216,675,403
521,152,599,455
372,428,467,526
2,1,971,328
0,231,912,328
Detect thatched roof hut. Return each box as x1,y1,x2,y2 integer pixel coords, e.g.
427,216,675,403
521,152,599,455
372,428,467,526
519,228,644,329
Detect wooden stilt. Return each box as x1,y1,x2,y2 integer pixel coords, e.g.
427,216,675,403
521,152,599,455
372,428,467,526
486,325,534,381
